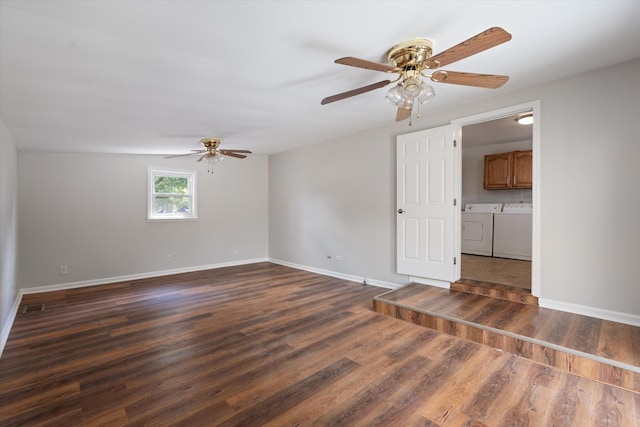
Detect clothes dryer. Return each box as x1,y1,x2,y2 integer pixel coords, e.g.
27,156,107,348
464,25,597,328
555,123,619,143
461,203,502,256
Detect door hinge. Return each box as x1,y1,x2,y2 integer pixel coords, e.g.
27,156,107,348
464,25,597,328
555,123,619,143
454,257,457,265
453,139,457,148
453,198,457,206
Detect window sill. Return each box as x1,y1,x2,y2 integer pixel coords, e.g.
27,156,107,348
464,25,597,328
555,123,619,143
147,217,198,223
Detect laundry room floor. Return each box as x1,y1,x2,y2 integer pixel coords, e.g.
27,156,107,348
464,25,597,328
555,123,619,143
461,254,531,290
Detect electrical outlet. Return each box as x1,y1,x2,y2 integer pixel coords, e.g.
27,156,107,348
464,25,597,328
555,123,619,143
335,255,342,262
166,255,173,262
234,248,239,256
59,265,68,275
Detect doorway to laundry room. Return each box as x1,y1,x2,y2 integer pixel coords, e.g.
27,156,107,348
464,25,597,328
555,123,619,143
457,105,536,294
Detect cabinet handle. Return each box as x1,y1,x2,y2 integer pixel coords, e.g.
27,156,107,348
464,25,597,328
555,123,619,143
514,176,517,185
506,176,509,185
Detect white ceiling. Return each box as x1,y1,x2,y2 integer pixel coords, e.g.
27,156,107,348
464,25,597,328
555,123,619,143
1,1,639,156
463,114,532,148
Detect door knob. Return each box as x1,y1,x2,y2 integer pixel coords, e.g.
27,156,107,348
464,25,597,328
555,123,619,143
397,209,404,214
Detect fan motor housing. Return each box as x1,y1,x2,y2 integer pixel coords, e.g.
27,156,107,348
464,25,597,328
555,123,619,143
386,38,433,69
200,138,221,150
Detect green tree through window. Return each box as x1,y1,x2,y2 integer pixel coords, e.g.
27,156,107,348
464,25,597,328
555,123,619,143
154,176,188,194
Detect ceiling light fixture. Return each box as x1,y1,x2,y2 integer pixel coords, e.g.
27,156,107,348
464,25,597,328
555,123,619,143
385,78,436,107
384,60,436,125
516,112,534,125
385,78,435,126
202,151,224,173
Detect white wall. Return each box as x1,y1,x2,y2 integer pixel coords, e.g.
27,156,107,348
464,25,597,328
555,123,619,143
18,153,268,288
0,119,19,344
461,139,532,207
269,126,401,286
535,59,640,318
269,58,640,322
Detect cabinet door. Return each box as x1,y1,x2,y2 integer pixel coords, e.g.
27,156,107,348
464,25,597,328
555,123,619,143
512,150,532,188
484,153,511,189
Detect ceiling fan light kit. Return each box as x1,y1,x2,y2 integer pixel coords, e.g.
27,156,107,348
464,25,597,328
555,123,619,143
321,27,512,124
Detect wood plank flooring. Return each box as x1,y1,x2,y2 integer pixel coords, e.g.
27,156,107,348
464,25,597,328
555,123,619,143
461,254,531,290
1,262,639,426
374,283,640,393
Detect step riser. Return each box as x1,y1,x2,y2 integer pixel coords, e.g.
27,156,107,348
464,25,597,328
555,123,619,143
373,299,639,393
452,280,538,305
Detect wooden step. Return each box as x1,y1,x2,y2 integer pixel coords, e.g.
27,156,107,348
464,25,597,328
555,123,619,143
451,279,538,305
373,283,640,393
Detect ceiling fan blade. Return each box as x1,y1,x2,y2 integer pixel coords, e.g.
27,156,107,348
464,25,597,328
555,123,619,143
430,70,509,88
164,151,205,159
335,57,398,73
197,154,207,162
426,27,512,69
396,107,412,122
222,152,247,159
221,149,252,154
321,79,392,105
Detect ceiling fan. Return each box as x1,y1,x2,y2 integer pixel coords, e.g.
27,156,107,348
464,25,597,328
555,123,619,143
321,27,512,124
165,138,251,173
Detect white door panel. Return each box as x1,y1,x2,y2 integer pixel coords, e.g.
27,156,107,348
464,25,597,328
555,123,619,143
397,125,460,282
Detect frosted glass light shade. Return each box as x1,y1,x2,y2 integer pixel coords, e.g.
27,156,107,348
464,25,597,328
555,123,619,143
417,84,435,104
402,77,422,99
385,85,404,106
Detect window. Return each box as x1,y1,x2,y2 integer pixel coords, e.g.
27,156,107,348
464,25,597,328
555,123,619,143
148,167,197,220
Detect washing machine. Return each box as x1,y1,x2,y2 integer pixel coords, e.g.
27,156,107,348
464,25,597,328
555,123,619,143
493,203,533,260
461,203,502,256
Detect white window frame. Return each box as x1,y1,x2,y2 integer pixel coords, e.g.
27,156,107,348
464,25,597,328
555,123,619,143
148,167,197,221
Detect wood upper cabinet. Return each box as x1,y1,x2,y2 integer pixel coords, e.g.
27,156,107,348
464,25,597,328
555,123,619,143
484,152,512,189
512,150,532,188
484,150,532,190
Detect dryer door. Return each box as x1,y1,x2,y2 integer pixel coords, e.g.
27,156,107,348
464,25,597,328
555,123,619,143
461,212,494,256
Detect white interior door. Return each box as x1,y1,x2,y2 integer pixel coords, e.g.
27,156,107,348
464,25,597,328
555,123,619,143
397,125,460,284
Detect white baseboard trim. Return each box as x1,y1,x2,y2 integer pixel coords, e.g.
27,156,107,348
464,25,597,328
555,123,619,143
539,298,640,327
268,258,403,290
20,258,269,295
1,291,23,358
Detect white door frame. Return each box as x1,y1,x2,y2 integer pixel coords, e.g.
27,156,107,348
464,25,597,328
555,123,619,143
451,100,541,297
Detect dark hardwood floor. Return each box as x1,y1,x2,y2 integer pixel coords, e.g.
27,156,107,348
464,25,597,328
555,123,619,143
374,283,640,393
1,262,638,426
